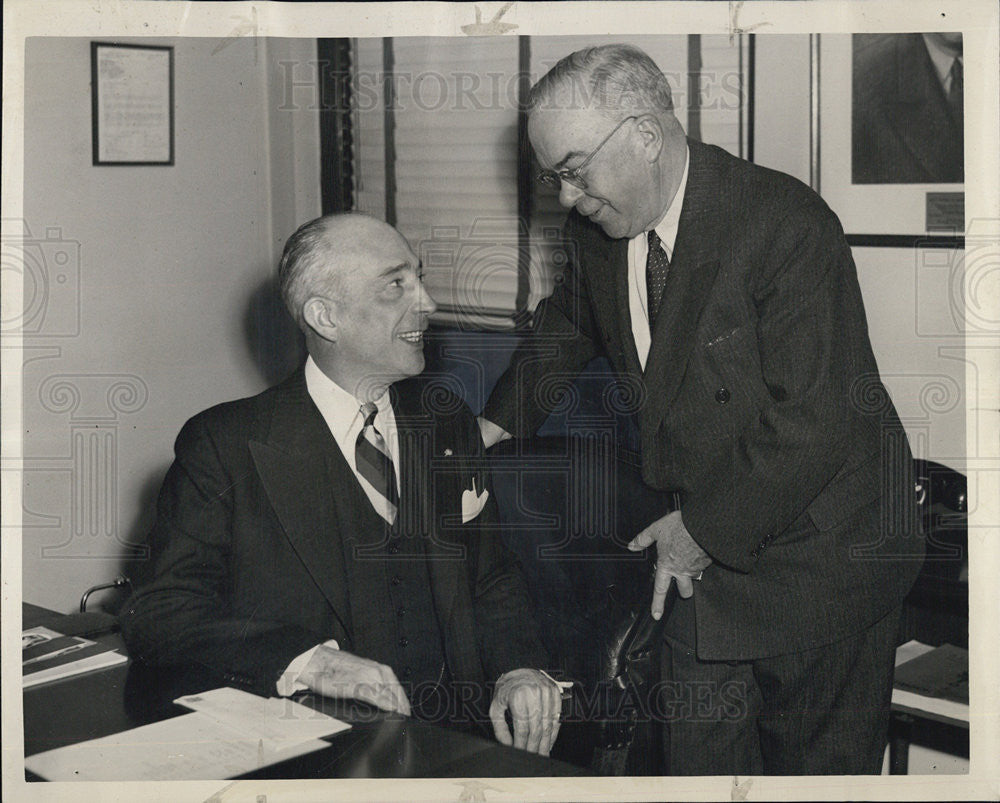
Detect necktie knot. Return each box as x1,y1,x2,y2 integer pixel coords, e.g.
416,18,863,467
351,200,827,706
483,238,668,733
648,229,661,252
947,57,963,125
356,401,397,523
360,402,378,428
949,56,963,89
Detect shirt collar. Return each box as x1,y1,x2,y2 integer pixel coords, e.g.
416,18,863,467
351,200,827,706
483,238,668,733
922,34,961,87
304,356,391,446
650,145,690,254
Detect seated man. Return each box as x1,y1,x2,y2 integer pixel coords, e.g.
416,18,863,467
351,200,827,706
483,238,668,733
120,212,562,756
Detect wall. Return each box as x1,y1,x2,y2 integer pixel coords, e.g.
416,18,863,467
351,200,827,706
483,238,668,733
20,36,319,613
754,35,966,470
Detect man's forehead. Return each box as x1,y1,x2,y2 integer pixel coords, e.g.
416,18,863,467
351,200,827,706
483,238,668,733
338,238,415,277
528,106,615,170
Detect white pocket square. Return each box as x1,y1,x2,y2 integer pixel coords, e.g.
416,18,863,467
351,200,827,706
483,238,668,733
461,478,489,523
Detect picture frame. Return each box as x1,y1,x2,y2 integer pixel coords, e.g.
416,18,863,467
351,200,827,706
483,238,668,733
811,34,965,248
91,42,174,166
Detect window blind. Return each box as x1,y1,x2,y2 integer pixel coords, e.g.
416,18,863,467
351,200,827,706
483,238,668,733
354,37,526,330
350,35,747,329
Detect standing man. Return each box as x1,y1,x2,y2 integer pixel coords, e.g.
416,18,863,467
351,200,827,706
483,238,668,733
480,44,923,774
122,212,563,757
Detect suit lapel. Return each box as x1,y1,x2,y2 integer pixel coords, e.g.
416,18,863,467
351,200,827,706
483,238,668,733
889,35,961,178
610,237,643,377
642,140,722,432
574,218,640,378
248,369,354,644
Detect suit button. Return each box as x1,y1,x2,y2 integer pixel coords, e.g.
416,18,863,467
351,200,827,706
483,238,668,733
391,575,402,586
399,637,409,648
397,606,406,617
402,666,412,679
715,388,730,404
388,542,399,555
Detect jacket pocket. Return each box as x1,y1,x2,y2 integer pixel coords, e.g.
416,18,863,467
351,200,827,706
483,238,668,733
806,454,882,531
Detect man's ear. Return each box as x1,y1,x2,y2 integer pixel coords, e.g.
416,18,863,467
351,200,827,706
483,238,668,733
635,114,665,163
302,296,338,342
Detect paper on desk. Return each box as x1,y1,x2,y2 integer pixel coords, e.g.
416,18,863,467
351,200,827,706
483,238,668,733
25,687,351,782
891,640,970,725
26,711,331,781
175,686,350,750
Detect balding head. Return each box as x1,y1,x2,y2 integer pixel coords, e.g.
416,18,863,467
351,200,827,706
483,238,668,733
277,213,433,397
278,212,404,332
527,44,676,121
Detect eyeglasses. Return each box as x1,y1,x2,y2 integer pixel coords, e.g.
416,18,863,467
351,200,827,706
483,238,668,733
536,116,638,191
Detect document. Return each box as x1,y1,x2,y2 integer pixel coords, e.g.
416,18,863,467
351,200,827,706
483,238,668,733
22,625,126,688
175,686,351,750
25,688,351,781
892,640,969,724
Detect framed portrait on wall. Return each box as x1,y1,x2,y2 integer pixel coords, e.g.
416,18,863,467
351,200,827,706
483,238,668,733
813,34,965,246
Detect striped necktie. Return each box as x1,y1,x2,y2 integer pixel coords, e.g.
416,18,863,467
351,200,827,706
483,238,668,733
355,402,399,524
947,57,963,127
646,229,671,328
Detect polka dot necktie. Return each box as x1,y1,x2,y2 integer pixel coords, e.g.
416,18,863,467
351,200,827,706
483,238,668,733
646,229,671,329
355,402,399,524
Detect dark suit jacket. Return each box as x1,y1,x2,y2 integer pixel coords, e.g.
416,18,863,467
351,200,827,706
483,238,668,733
484,139,924,660
121,368,546,697
852,33,963,184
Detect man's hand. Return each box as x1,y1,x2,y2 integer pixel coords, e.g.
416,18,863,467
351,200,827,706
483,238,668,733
489,668,563,756
628,510,712,617
298,645,411,716
477,416,513,449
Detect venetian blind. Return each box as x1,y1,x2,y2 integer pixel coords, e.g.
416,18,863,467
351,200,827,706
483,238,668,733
354,37,526,329
351,35,747,328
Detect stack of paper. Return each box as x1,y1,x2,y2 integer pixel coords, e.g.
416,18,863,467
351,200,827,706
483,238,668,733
25,687,351,781
22,626,127,688
892,640,969,724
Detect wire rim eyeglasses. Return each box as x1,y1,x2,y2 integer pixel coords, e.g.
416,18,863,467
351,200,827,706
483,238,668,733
535,116,638,191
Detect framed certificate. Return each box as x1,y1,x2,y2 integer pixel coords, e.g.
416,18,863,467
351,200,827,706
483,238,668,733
91,42,174,166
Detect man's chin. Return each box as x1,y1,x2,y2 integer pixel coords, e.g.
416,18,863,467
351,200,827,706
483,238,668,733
400,353,426,379
597,217,628,240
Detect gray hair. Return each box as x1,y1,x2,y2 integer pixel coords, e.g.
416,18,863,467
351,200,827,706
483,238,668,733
527,44,674,119
277,215,341,331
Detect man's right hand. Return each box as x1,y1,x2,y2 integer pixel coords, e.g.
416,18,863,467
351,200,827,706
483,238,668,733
297,645,411,715
477,416,513,449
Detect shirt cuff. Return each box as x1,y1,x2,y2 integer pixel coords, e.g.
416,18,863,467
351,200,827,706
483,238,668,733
275,639,339,697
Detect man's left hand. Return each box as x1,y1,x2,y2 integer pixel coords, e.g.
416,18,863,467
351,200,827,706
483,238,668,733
489,668,563,755
628,510,712,618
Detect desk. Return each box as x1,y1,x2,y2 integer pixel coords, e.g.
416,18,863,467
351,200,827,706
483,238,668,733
22,604,588,780
888,641,969,774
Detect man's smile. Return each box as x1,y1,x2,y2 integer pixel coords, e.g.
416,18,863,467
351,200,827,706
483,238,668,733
397,329,425,344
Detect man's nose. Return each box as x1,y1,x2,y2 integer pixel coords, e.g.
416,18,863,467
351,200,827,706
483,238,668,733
558,180,586,208
417,282,438,316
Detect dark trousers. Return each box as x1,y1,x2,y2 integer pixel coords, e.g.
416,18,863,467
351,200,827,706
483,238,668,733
661,599,901,775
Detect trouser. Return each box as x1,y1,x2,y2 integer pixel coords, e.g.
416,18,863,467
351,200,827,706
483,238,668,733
660,599,902,775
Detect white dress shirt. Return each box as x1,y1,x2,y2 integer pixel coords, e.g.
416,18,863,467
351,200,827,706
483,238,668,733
627,147,690,369
921,34,962,94
304,355,401,522
276,357,401,696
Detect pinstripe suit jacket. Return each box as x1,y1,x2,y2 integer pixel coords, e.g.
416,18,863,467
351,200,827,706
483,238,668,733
484,139,924,660
121,369,546,695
